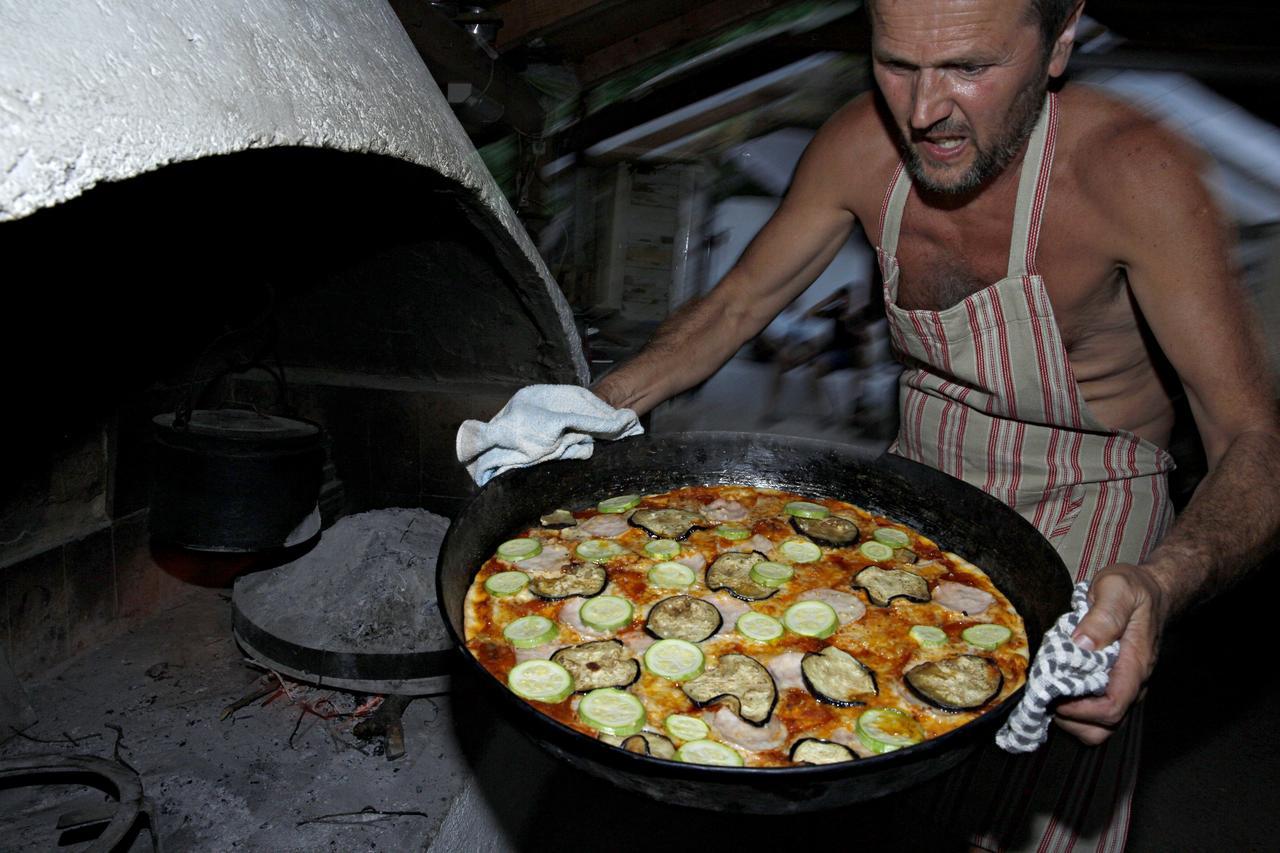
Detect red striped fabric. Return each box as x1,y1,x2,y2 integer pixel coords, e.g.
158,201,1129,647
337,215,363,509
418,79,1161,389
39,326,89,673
873,92,1174,852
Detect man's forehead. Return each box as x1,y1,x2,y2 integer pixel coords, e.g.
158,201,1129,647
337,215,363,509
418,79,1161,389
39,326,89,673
871,0,1038,61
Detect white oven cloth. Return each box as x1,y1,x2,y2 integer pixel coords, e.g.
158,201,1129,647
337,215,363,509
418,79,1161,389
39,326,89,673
456,384,643,486
995,582,1120,753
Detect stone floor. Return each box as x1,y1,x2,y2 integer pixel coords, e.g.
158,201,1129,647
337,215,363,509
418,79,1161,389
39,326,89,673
0,590,474,851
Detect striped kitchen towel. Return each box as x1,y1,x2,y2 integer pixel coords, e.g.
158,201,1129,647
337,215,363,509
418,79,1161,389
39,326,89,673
995,582,1120,753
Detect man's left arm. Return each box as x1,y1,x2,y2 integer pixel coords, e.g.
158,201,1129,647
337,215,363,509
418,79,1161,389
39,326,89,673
1056,125,1280,744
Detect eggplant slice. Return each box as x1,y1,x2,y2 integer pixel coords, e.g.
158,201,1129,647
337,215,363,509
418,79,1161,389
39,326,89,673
540,509,577,529
790,738,857,765
853,566,931,607
644,595,723,642
529,562,608,600
801,646,878,706
621,732,677,760
600,731,678,760
630,508,705,540
682,653,778,726
551,640,640,692
790,514,861,547
905,655,1003,711
706,552,779,601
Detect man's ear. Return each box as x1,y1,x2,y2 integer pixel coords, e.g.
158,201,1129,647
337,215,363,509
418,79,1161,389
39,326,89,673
1048,0,1085,78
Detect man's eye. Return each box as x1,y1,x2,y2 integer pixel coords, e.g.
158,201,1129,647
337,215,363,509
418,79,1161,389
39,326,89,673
957,64,987,76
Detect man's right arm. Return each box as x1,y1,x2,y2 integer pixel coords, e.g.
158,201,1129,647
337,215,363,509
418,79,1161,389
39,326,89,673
592,106,868,415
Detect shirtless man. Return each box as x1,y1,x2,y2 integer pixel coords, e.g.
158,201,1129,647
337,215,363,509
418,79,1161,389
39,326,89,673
458,0,1280,845
579,0,1280,846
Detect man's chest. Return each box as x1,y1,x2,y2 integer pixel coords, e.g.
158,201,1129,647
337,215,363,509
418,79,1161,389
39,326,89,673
890,202,1126,352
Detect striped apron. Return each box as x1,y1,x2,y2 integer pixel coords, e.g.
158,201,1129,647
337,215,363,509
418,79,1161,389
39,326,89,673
876,93,1175,852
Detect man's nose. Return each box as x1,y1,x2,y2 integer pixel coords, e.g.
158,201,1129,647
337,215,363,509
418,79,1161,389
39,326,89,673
910,69,953,131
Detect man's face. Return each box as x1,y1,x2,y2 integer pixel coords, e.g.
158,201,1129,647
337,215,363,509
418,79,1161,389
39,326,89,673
870,0,1066,195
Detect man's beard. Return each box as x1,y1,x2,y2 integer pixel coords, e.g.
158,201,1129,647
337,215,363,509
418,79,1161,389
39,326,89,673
902,79,1047,196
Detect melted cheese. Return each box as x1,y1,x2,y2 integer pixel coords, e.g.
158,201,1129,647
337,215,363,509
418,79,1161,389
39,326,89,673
464,486,1028,766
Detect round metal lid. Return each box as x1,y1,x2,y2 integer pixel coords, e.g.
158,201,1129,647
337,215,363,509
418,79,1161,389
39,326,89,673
231,508,455,695
153,409,320,441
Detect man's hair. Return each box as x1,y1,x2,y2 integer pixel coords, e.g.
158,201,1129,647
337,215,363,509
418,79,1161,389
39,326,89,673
868,0,1080,54
1028,0,1080,52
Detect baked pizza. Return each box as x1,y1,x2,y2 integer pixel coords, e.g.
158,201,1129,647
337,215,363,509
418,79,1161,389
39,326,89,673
463,485,1028,767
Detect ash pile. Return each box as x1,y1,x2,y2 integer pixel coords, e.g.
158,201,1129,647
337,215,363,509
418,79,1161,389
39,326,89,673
232,509,455,696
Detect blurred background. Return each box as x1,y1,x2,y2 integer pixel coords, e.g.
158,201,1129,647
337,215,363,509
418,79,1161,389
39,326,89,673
417,0,1280,452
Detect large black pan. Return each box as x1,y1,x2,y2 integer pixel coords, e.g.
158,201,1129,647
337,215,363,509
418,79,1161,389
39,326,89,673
437,432,1071,813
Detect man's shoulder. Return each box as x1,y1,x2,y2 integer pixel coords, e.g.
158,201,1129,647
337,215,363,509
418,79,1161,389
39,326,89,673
1057,84,1211,217
801,93,901,221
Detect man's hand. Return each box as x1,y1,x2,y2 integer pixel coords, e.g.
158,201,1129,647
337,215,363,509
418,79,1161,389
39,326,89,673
1053,564,1170,745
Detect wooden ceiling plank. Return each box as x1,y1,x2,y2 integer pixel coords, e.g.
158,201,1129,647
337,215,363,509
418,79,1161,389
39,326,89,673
493,0,630,50
578,0,798,85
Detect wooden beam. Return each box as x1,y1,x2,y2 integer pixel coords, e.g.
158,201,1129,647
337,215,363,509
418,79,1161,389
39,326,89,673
561,45,817,153
578,0,793,85
492,0,629,50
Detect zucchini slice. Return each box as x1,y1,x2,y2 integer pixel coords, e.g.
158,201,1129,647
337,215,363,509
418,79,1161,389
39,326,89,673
784,501,830,519
551,640,640,692
706,552,779,601
528,562,608,600
597,494,641,513
497,538,542,560
630,508,705,540
904,655,1004,711
872,527,912,549
503,615,558,649
484,571,529,597
800,646,878,706
789,514,860,547
643,539,682,558
783,600,839,639
778,538,823,563
962,623,1013,650
909,625,948,647
644,595,722,642
856,708,925,754
735,611,784,643
575,539,628,563
676,739,744,766
647,561,697,589
579,595,635,632
714,523,751,540
507,659,573,703
858,541,895,562
644,638,706,681
749,560,794,587
664,713,710,742
681,653,778,726
853,566,931,607
577,688,646,737
789,738,857,765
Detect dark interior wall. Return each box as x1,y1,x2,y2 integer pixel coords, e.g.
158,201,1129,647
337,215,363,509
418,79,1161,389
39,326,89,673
0,147,576,677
